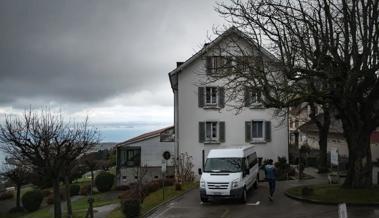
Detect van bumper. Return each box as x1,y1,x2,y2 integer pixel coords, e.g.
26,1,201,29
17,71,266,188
200,187,244,199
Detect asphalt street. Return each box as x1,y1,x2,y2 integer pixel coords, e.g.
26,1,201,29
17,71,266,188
148,169,379,218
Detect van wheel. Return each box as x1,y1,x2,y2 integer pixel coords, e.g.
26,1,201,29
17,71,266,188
240,188,247,203
201,196,208,203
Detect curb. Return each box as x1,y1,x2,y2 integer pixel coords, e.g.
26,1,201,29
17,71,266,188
284,189,379,207
143,186,197,218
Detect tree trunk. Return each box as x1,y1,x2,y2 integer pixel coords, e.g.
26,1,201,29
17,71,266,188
318,128,329,173
343,129,372,188
64,175,72,218
16,184,21,208
53,178,62,218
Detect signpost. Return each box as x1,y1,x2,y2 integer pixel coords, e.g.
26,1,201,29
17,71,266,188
161,151,170,200
331,147,339,166
338,203,348,218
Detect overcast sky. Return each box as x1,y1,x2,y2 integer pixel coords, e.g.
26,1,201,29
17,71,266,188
0,0,225,142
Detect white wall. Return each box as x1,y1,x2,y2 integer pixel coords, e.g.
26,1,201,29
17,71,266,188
176,37,288,178
124,135,174,167
118,135,175,185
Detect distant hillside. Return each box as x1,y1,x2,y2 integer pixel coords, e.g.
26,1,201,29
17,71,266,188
94,142,117,151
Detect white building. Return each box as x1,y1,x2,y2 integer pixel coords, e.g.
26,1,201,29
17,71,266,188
116,126,175,185
169,27,288,178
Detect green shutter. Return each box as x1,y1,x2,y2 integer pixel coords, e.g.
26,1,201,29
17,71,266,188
265,121,271,142
245,121,251,142
198,87,204,108
199,122,205,143
206,56,212,75
218,87,225,108
244,86,251,107
219,122,225,142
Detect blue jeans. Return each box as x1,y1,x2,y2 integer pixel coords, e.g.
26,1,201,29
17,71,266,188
267,179,276,196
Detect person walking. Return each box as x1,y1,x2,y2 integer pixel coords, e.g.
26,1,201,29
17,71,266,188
265,159,277,201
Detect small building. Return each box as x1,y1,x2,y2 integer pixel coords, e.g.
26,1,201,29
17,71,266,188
116,126,175,186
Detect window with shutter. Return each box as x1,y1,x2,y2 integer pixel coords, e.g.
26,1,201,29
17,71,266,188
200,121,224,144
206,56,232,75
244,87,264,108
246,120,270,143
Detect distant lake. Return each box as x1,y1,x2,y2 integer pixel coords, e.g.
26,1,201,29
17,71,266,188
0,124,169,167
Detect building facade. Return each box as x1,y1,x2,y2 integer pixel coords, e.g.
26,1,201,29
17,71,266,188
169,27,289,178
116,126,175,185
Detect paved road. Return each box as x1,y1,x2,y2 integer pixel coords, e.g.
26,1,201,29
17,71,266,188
148,169,379,218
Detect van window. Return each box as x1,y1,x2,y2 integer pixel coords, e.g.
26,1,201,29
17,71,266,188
247,152,258,168
204,158,243,173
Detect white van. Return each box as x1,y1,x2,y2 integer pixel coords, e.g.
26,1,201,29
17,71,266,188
198,145,259,203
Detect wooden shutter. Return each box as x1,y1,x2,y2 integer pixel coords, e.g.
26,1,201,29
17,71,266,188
265,121,271,142
206,56,212,75
245,121,251,142
218,87,225,108
219,121,225,142
199,122,205,143
244,86,251,107
198,87,204,108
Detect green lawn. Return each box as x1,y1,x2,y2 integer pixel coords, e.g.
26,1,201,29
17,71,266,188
107,182,198,218
0,191,121,218
286,184,379,204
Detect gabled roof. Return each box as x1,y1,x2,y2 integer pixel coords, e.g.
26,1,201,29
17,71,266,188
117,126,174,147
298,114,342,134
168,26,278,91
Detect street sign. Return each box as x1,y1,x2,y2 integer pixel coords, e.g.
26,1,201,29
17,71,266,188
338,203,348,218
161,160,167,173
331,147,339,166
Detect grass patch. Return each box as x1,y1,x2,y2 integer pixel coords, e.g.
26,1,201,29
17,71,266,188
286,184,379,204
107,182,198,218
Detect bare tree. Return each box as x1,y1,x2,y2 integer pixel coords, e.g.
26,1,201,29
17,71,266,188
172,153,194,183
0,109,99,218
215,0,379,188
1,158,30,211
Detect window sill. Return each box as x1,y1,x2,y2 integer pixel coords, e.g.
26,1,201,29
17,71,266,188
204,141,221,144
203,105,221,109
250,140,267,144
249,104,265,109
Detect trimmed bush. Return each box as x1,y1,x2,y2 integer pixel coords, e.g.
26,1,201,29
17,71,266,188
95,171,115,192
175,183,182,191
0,190,14,200
121,199,140,218
22,190,43,212
80,184,91,196
70,184,80,196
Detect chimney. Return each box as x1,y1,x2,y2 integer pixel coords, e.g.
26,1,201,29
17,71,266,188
176,62,184,67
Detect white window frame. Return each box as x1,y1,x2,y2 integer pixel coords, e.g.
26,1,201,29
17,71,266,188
251,120,265,142
204,87,218,106
205,121,219,142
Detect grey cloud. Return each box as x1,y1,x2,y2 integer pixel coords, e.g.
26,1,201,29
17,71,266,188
0,0,223,108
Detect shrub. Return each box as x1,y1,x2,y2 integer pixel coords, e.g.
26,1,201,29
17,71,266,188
301,186,314,196
145,181,161,194
115,185,130,191
95,171,115,192
41,189,51,197
80,184,92,195
46,190,67,205
121,199,140,218
22,190,43,212
9,206,24,213
70,184,80,196
175,183,182,191
0,190,14,200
